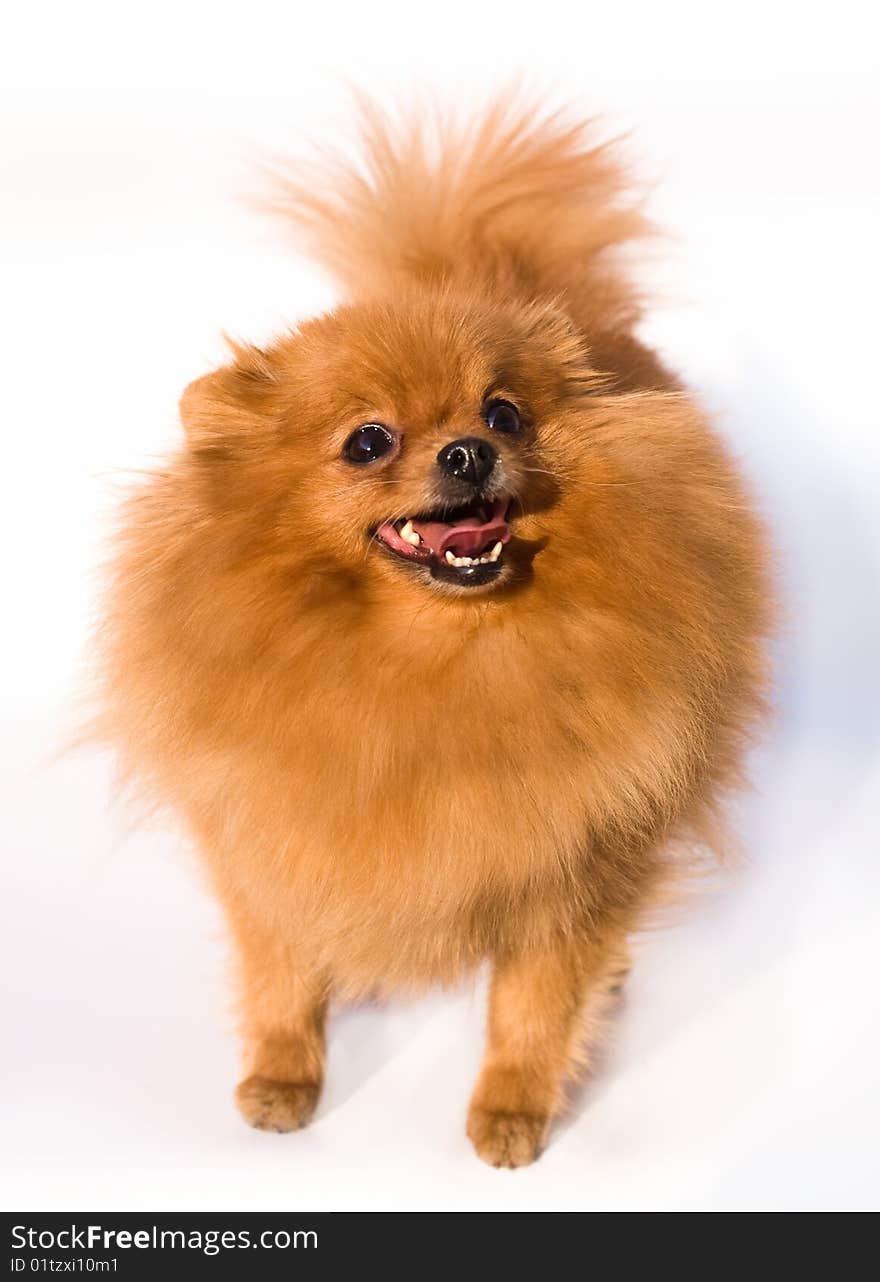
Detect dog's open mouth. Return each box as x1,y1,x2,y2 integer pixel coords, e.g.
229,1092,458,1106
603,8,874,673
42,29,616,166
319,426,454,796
375,497,512,588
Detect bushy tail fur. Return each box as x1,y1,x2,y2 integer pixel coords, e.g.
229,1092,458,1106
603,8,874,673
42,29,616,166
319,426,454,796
264,94,652,330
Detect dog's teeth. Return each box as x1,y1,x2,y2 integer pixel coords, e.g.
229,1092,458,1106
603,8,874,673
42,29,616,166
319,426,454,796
445,550,495,569
443,542,503,569
400,520,421,546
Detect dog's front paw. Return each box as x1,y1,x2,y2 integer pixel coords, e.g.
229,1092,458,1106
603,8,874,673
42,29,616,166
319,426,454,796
235,1075,320,1133
467,1106,548,1168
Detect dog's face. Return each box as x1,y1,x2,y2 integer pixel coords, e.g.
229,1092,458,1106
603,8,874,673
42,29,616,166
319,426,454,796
182,292,602,598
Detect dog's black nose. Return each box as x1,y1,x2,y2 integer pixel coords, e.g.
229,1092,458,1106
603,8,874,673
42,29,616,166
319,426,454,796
436,436,498,487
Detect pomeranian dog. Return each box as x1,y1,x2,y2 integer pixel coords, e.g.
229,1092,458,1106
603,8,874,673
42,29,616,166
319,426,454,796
98,98,770,1167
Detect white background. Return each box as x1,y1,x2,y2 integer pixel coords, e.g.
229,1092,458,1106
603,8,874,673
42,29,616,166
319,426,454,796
1,1,878,1212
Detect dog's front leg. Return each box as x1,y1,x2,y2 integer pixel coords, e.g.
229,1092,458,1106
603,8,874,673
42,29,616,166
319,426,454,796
467,932,629,1167
229,911,328,1134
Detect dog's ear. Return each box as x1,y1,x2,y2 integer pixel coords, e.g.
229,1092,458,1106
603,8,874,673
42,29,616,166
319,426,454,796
521,303,610,398
179,371,224,445
179,342,280,449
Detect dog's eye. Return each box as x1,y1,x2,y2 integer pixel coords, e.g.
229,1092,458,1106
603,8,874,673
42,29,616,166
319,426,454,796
343,423,395,464
484,399,522,435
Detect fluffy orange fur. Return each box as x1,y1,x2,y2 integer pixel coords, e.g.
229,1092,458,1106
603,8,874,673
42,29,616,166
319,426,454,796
97,99,770,1167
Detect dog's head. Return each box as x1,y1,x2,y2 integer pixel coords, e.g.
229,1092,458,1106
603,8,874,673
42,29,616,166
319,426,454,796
181,291,605,599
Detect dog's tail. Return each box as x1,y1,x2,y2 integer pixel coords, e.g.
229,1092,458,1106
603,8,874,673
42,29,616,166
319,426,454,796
264,94,652,328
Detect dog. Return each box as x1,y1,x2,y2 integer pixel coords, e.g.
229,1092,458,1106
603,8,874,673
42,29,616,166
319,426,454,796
97,98,770,1167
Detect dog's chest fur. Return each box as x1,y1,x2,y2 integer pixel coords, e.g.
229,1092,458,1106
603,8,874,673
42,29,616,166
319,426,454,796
187,601,662,992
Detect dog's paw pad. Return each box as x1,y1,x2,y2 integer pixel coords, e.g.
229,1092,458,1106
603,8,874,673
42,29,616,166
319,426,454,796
235,1075,320,1133
467,1108,548,1168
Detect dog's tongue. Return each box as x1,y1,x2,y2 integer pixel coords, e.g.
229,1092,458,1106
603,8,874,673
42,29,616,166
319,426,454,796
412,506,511,557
